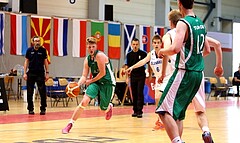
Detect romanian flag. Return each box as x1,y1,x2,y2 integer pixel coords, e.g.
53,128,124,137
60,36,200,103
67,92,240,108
53,17,68,56
31,15,51,63
72,19,87,58
139,25,150,52
108,22,121,59
91,21,104,51
0,12,4,56
10,13,28,55
153,26,165,37
124,24,136,55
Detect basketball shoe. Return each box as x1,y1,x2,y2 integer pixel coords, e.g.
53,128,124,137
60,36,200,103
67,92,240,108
105,103,113,120
202,131,214,143
152,119,165,131
62,123,73,134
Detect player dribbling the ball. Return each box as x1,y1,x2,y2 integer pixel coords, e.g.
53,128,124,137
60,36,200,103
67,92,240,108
62,37,116,134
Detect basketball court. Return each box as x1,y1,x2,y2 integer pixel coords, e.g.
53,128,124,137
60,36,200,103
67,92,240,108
0,97,240,143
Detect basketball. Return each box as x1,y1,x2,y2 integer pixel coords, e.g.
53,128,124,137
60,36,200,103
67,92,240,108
65,82,80,97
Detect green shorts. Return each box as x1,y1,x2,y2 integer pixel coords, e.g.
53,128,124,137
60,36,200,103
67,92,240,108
86,82,115,111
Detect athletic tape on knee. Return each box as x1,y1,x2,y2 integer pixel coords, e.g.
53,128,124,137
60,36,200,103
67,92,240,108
78,103,86,109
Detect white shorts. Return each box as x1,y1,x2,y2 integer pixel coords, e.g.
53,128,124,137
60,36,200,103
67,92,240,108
155,74,171,92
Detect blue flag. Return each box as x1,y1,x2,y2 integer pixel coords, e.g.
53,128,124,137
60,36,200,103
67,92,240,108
0,13,4,55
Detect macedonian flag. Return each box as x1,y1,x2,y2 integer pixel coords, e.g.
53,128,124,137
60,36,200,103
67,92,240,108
30,15,51,63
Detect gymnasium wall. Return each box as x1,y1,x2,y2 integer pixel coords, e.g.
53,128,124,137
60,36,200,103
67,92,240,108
0,0,239,84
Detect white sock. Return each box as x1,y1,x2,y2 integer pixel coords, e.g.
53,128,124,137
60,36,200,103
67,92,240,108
202,126,210,132
172,136,182,143
69,119,75,124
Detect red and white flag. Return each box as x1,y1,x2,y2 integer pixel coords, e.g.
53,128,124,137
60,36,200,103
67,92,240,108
72,19,87,57
10,13,28,55
53,17,68,56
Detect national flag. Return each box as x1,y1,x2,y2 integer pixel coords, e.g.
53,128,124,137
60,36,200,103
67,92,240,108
108,22,121,59
31,15,51,63
0,12,4,56
153,26,165,37
72,19,87,58
124,24,136,55
53,17,68,56
91,21,104,51
139,25,150,52
10,13,28,56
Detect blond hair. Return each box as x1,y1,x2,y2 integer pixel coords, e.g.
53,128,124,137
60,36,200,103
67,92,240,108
168,9,182,27
86,37,97,44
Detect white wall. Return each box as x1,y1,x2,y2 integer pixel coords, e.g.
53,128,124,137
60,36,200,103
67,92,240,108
105,0,155,25
38,0,88,18
1,0,240,79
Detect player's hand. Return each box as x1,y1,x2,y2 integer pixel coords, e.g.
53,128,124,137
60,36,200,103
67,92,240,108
125,67,133,75
214,66,224,77
85,79,92,86
157,50,164,59
157,75,165,83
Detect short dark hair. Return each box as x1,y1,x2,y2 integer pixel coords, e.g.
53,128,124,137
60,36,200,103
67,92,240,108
179,0,194,9
132,38,139,43
152,35,162,43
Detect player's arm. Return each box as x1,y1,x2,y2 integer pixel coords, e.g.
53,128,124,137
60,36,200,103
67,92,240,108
88,52,107,84
159,21,186,56
202,38,211,57
158,34,171,83
206,36,222,68
161,34,170,78
78,57,89,86
126,53,150,74
206,36,224,77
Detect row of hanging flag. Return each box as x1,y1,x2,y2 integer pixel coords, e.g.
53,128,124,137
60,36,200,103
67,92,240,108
0,12,165,62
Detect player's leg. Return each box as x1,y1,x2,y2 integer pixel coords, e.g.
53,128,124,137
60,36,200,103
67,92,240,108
153,74,171,130
159,113,182,143
62,83,99,134
99,84,115,120
192,77,214,143
152,88,164,130
156,70,202,142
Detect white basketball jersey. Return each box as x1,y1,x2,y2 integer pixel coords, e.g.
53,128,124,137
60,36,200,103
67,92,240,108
149,49,163,78
149,49,172,91
166,28,177,72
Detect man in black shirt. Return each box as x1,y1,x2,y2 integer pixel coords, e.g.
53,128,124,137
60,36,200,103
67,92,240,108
125,38,147,118
23,36,49,115
233,66,240,96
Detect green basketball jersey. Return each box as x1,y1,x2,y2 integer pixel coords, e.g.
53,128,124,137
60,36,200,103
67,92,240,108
87,50,116,86
175,15,206,71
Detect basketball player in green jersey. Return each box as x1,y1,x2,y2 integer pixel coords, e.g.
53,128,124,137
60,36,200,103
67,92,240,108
161,9,223,143
155,0,219,143
62,37,116,134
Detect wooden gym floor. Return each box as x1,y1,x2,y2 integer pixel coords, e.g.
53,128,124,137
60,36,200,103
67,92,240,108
0,96,240,143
